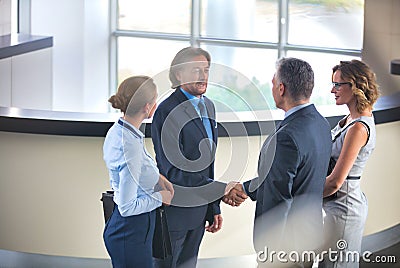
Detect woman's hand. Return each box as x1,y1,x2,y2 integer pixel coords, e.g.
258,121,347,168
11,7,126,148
159,190,173,206
157,174,174,205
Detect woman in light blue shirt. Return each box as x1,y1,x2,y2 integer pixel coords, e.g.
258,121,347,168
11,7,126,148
103,76,174,268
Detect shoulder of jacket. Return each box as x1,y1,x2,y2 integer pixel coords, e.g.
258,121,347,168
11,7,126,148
157,94,178,109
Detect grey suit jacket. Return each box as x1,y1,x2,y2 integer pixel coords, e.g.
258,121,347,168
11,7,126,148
243,104,332,253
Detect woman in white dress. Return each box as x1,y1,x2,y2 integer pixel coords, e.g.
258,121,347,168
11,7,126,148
320,60,380,268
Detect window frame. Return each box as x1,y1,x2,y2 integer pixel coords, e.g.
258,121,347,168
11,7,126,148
110,0,362,106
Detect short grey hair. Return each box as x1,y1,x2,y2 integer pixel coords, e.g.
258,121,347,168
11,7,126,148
275,57,314,101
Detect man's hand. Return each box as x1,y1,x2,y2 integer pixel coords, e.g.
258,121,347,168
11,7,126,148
205,214,223,233
223,182,248,207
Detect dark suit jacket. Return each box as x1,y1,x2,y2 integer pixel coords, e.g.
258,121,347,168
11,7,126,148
243,104,332,254
151,88,224,231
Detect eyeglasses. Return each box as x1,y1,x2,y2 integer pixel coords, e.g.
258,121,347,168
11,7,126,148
332,82,351,90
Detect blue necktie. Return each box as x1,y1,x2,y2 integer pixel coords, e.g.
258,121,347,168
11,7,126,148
198,99,213,147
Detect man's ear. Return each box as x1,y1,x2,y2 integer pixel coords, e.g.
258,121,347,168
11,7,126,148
175,70,182,83
279,83,285,97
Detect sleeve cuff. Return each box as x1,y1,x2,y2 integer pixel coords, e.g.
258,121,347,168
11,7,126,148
153,192,163,207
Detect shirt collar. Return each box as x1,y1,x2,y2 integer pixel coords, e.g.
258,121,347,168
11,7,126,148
284,103,312,119
117,118,144,139
180,87,203,106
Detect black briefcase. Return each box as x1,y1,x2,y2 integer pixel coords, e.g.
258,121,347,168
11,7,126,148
152,206,172,259
100,190,115,223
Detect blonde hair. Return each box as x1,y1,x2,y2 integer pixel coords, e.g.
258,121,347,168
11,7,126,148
333,60,380,113
108,76,157,116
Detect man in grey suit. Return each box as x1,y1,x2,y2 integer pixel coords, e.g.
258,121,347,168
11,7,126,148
226,57,332,267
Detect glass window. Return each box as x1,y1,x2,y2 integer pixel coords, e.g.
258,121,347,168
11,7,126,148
203,45,278,112
201,0,279,42
117,0,191,34
117,37,189,86
114,0,364,114
288,0,364,49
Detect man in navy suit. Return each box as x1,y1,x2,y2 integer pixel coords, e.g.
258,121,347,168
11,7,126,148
227,57,332,267
151,47,227,268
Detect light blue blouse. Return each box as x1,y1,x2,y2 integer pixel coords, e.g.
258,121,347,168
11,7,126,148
103,118,162,217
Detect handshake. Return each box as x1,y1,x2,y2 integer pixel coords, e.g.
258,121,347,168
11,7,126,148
223,182,248,207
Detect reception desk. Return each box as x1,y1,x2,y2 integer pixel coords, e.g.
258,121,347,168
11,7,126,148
0,93,399,265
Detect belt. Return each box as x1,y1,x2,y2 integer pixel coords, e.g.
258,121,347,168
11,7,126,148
323,176,361,201
347,176,361,180
323,193,337,201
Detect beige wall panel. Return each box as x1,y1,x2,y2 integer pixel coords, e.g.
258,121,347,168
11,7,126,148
0,121,398,259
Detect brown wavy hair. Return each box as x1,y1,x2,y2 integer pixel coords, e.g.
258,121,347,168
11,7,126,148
108,76,157,116
333,60,380,113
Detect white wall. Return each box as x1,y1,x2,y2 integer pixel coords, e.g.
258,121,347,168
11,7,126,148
0,58,12,107
0,47,53,110
0,0,11,35
82,0,110,113
363,0,400,96
30,0,109,112
11,48,53,110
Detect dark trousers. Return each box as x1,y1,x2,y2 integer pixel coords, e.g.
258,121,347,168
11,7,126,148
154,224,205,268
103,205,155,268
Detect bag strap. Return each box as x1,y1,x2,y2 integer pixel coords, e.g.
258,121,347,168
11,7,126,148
332,119,370,145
